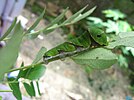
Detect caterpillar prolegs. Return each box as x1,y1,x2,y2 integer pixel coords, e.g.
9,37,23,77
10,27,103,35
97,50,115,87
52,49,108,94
43,27,108,64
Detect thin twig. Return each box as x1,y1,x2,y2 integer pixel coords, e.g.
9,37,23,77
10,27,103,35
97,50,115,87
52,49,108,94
6,61,44,73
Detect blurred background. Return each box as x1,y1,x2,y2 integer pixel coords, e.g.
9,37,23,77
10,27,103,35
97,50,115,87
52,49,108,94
1,0,134,100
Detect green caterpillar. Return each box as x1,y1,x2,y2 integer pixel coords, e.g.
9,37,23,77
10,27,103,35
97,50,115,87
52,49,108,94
43,26,108,64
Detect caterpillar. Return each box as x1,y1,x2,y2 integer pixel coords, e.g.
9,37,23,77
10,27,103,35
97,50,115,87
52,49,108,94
43,26,108,64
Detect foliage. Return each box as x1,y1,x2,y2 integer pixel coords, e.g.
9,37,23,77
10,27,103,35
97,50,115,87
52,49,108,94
0,6,134,99
86,9,134,68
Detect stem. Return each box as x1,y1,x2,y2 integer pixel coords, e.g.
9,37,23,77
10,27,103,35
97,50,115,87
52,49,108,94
6,61,44,73
0,90,13,92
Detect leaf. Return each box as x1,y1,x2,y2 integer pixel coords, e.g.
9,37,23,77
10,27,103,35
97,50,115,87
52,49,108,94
70,6,96,24
8,77,22,100
28,6,95,36
61,5,88,25
45,7,68,28
0,22,23,80
72,48,117,69
117,21,132,32
106,32,134,49
23,64,46,80
118,55,128,68
0,96,2,100
0,18,17,41
102,20,119,34
18,47,46,80
16,62,25,80
26,9,45,34
36,81,41,95
23,82,35,97
87,17,103,24
32,47,47,64
102,9,126,20
29,8,68,36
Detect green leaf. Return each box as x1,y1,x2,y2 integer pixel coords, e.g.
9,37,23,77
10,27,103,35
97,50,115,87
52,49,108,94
102,9,126,20
36,81,41,96
0,22,23,80
16,62,25,80
117,21,132,32
0,18,17,41
32,47,47,64
23,82,35,97
72,48,117,69
16,48,46,94
107,32,134,49
28,6,95,36
26,9,45,34
18,47,46,80
103,20,119,34
0,96,2,100
46,7,68,28
8,78,22,100
70,6,96,24
87,17,103,24
23,64,46,80
61,5,88,25
28,8,68,37
118,55,128,68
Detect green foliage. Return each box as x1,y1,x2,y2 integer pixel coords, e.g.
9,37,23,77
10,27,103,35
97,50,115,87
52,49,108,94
72,48,117,69
0,96,2,100
87,9,132,34
86,8,134,69
1,6,134,99
0,18,17,41
27,6,96,37
43,26,108,64
23,82,35,97
32,47,47,64
8,77,22,100
107,32,134,48
20,64,46,80
102,9,126,20
118,55,128,68
0,22,24,80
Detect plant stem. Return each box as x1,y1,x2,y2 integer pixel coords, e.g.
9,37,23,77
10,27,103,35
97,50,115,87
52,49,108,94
0,90,13,92
6,61,44,73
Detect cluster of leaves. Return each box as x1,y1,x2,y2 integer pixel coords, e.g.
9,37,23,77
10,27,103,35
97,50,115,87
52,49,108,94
86,9,134,68
0,6,134,99
0,6,96,100
86,9,134,94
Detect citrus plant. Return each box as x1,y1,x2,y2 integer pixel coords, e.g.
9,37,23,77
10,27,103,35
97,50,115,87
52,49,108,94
0,6,134,99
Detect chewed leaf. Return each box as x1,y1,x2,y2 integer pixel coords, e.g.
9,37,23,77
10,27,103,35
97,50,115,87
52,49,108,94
72,48,117,69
